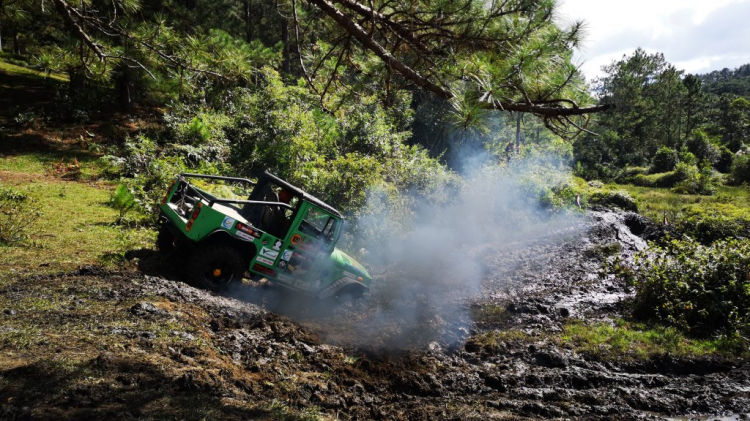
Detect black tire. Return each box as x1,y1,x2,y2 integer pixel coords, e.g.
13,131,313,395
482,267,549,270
334,283,366,301
156,225,177,254
187,246,246,291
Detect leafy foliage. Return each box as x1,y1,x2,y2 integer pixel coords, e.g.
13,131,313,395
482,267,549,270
631,239,750,342
730,152,750,185
588,190,638,212
109,184,136,224
650,147,678,174
575,50,750,182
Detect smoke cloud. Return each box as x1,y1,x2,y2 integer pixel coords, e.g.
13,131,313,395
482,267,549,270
316,156,584,350
229,155,584,351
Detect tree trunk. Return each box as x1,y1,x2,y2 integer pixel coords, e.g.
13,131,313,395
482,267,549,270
68,68,85,99
0,0,4,52
243,0,253,42
281,17,290,73
515,113,522,153
116,63,132,113
12,28,19,55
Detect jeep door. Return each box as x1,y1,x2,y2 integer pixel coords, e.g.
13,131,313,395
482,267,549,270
275,203,340,292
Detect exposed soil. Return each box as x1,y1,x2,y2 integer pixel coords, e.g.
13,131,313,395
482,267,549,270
1,210,749,420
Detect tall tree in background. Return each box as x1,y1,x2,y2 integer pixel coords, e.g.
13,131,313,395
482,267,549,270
682,74,707,142
593,48,687,166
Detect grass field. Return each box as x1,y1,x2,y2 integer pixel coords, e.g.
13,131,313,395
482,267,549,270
0,169,155,275
602,182,750,223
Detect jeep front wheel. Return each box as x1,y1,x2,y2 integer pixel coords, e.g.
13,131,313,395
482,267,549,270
187,246,246,291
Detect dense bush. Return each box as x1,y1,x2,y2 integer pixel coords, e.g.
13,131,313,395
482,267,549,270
649,146,678,173
716,146,734,173
672,162,715,195
686,130,720,166
675,210,750,244
614,167,649,184
104,67,459,226
619,164,695,189
631,238,750,340
0,186,42,246
730,152,750,184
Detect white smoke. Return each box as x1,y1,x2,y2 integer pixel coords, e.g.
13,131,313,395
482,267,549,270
323,155,584,350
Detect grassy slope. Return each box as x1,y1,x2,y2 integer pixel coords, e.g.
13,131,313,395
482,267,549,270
0,59,68,82
0,171,154,275
616,183,750,222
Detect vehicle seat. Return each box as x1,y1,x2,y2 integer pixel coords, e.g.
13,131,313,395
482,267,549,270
241,184,277,228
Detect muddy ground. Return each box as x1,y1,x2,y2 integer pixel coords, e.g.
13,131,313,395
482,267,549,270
1,210,748,420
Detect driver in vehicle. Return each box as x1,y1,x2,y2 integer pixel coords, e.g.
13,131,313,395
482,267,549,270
270,188,294,236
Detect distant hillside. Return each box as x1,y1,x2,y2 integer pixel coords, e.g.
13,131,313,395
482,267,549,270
698,64,750,98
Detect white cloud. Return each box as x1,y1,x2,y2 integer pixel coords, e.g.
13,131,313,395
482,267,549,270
556,0,750,80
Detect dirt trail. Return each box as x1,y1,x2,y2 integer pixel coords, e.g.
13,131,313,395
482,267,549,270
1,210,748,420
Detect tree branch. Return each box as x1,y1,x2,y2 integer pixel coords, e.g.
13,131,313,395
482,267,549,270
306,0,612,117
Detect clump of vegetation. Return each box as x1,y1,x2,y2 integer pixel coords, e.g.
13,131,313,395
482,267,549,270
729,152,750,185
0,186,42,246
650,146,678,173
561,319,747,360
109,184,136,224
672,162,714,195
630,238,750,346
588,190,638,212
675,209,750,244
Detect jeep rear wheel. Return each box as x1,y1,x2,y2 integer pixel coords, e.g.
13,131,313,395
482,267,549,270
156,225,177,254
335,283,367,301
187,246,246,291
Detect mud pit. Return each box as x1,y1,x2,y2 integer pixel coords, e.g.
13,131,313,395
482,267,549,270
2,210,749,420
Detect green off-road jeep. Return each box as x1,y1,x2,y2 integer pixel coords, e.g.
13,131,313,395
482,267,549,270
157,172,371,298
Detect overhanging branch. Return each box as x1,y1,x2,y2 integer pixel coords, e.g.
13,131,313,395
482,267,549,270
307,0,612,117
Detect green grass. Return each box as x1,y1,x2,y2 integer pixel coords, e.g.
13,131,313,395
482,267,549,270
560,319,748,360
0,59,68,82
604,183,750,222
469,314,748,361
0,151,107,180
0,175,154,274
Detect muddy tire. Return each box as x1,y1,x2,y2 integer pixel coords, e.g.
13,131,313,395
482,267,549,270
155,225,177,254
335,283,366,301
187,246,245,291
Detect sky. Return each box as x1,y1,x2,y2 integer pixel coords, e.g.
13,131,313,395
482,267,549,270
555,0,750,81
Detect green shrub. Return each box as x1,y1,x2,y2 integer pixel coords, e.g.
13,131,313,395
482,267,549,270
109,184,136,224
686,130,720,165
730,153,750,185
614,166,649,184
650,146,678,173
630,173,657,187
675,210,750,244
0,187,42,246
679,146,697,166
631,239,750,340
716,146,734,174
672,162,714,195
588,190,638,212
